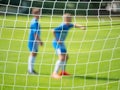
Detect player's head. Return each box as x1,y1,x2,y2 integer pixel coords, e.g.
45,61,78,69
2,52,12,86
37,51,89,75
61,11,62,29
32,8,41,19
63,13,72,24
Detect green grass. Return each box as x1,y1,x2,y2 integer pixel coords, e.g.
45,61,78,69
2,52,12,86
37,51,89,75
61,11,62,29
0,15,120,90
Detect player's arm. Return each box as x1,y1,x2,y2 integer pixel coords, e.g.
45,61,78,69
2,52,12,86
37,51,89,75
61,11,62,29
52,30,61,44
34,33,43,46
74,24,86,30
34,22,43,46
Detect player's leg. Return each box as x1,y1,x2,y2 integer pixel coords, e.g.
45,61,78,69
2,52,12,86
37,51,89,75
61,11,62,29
51,41,61,78
51,48,62,79
51,60,62,79
56,43,70,76
28,43,38,74
59,53,70,76
52,48,69,78
60,53,68,71
28,52,38,74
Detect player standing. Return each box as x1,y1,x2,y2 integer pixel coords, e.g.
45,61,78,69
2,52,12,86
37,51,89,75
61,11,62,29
28,8,43,74
52,13,85,79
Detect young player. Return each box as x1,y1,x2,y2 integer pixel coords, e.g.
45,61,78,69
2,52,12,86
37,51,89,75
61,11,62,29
28,8,43,74
52,13,85,79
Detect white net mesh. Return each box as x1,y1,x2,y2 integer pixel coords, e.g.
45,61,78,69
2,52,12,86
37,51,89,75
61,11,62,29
0,0,120,90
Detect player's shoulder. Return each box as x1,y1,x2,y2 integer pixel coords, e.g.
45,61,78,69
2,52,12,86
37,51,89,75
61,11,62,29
54,23,63,30
69,23,74,27
31,18,38,24
31,18,39,27
61,23,73,27
59,23,66,28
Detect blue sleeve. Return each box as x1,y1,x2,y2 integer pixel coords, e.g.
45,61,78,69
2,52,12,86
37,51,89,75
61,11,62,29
54,23,73,31
54,25,63,31
69,23,74,28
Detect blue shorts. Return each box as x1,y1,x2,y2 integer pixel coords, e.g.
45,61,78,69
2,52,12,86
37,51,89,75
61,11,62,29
28,42,38,52
52,40,67,54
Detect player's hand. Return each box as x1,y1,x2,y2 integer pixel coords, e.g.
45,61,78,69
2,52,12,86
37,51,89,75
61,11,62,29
39,41,43,46
57,40,62,44
74,24,86,30
81,26,86,30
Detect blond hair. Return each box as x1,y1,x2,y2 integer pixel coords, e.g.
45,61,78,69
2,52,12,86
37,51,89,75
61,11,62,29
63,13,72,18
32,8,40,15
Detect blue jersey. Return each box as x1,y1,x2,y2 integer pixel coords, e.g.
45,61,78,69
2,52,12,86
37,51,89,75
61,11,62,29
28,18,40,51
53,23,74,42
52,23,74,54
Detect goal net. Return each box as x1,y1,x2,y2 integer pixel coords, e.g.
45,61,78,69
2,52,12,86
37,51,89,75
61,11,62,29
0,0,120,90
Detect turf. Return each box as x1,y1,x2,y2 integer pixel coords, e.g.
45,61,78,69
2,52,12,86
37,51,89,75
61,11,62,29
0,15,120,90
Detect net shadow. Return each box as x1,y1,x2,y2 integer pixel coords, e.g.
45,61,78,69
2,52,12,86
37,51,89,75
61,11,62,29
73,75,120,81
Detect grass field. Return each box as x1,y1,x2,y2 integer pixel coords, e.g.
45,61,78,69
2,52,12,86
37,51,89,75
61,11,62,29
0,15,120,90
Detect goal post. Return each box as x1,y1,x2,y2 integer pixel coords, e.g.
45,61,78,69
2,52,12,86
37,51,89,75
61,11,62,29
0,0,120,90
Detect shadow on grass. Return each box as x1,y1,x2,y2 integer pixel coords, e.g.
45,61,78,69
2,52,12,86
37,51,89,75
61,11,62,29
29,72,120,81
74,75,120,81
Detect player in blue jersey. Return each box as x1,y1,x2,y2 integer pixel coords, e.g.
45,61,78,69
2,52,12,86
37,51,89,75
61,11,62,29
51,13,85,79
28,8,43,74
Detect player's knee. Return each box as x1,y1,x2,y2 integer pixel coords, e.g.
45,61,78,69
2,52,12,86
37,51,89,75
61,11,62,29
66,55,68,60
59,56,64,61
31,52,37,57
64,54,68,60
61,58,65,61
61,55,67,61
